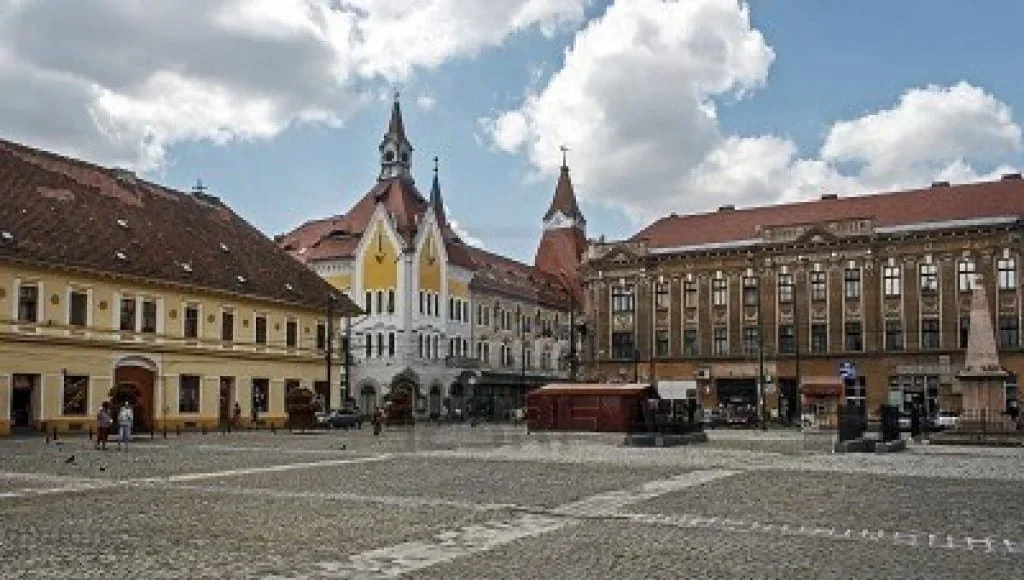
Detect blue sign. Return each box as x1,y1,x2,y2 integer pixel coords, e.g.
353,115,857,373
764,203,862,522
838,361,857,380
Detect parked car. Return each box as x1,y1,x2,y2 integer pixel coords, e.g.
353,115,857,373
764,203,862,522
322,408,363,430
935,411,959,430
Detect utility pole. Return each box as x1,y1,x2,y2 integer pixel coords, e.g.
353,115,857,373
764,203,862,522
326,295,334,407
343,313,352,404
520,314,527,411
568,291,578,382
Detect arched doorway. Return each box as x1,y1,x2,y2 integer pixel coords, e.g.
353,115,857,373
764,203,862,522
112,357,157,432
388,369,419,425
358,384,376,419
428,384,442,418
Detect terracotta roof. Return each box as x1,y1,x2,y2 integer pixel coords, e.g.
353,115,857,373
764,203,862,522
542,164,584,222
465,245,571,308
635,177,1024,248
0,138,359,314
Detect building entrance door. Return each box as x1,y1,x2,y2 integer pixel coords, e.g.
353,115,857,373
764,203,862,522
219,377,235,424
112,365,155,432
11,374,39,432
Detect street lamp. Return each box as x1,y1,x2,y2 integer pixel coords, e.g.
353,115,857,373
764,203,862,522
754,267,767,431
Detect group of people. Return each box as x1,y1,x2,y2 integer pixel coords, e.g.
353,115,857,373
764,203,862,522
94,401,134,450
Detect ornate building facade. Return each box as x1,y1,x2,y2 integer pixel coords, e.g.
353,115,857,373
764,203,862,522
0,139,358,436
279,96,584,418
582,176,1024,422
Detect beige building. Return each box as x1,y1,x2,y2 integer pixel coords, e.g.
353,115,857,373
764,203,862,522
0,138,359,436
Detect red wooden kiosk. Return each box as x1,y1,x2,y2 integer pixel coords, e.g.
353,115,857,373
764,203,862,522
525,383,655,432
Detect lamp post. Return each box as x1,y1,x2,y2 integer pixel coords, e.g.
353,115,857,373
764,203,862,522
326,293,335,406
756,268,767,431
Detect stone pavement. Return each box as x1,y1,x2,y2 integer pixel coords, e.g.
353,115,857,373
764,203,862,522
0,426,1022,579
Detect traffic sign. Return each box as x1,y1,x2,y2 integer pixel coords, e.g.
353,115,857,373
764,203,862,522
838,361,857,380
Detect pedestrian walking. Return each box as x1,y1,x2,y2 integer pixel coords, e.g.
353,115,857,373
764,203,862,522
233,402,242,430
95,402,112,451
117,402,134,449
372,408,383,437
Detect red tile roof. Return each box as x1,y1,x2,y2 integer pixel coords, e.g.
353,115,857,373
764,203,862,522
534,227,586,300
635,177,1024,248
0,138,358,313
464,245,571,308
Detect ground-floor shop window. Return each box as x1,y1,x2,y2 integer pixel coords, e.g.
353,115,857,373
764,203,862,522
179,375,200,413
252,378,270,413
62,375,89,416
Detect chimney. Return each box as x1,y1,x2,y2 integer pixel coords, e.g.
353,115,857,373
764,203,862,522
820,193,838,201
718,204,735,212
931,181,950,188
1001,172,1022,181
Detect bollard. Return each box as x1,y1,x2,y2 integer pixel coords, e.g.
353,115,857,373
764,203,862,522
52,427,59,441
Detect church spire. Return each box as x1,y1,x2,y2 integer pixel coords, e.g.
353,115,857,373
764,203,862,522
542,145,585,231
430,155,447,225
378,91,413,181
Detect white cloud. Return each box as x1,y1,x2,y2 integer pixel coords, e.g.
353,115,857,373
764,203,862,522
0,0,588,169
449,219,486,248
416,94,437,111
485,0,1024,224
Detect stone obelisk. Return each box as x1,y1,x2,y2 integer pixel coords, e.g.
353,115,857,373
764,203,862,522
955,274,1008,431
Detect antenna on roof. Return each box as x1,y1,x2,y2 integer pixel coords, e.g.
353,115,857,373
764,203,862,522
560,145,569,169
192,178,207,195
433,155,439,175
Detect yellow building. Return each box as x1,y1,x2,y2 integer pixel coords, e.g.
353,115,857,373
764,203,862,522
0,138,359,436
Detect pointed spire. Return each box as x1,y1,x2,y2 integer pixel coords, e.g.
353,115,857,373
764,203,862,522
387,91,408,143
543,145,585,227
430,155,447,225
963,274,1004,373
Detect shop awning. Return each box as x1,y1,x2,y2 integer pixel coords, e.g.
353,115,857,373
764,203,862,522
801,376,843,397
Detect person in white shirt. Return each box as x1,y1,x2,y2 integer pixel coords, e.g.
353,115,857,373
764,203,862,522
117,402,134,448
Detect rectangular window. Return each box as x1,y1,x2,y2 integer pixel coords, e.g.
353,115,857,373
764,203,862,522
810,323,828,354
184,306,200,339
17,283,39,323
959,315,970,349
62,375,89,416
387,289,395,314
958,259,976,292
433,294,439,317
120,297,136,331
777,273,794,304
999,315,1019,348
683,329,699,357
844,321,863,351
883,266,901,297
366,333,374,358
476,304,482,325
711,279,727,307
252,378,269,413
654,283,670,310
777,324,795,354
712,326,728,355
919,263,938,294
655,329,669,357
316,322,327,350
743,325,760,356
376,291,384,315
366,291,374,314
286,320,298,347
612,286,635,313
377,332,384,358
141,299,157,333
921,318,940,350
684,281,698,308
998,257,1017,291
68,290,88,327
179,375,201,413
611,331,635,360
254,315,267,345
844,268,861,300
221,310,234,342
742,276,758,307
418,335,424,358
885,319,904,351
420,292,425,315
810,271,827,301
448,297,455,320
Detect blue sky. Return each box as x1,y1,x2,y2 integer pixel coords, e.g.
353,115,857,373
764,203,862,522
3,1,1023,263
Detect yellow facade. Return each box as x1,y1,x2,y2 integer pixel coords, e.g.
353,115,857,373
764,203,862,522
0,263,342,436
324,273,352,292
447,278,469,298
418,227,442,292
361,219,398,290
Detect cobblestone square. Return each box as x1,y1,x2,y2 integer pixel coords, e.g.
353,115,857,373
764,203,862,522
1,427,1022,579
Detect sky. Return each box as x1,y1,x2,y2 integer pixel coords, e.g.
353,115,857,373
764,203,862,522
1,0,1023,263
